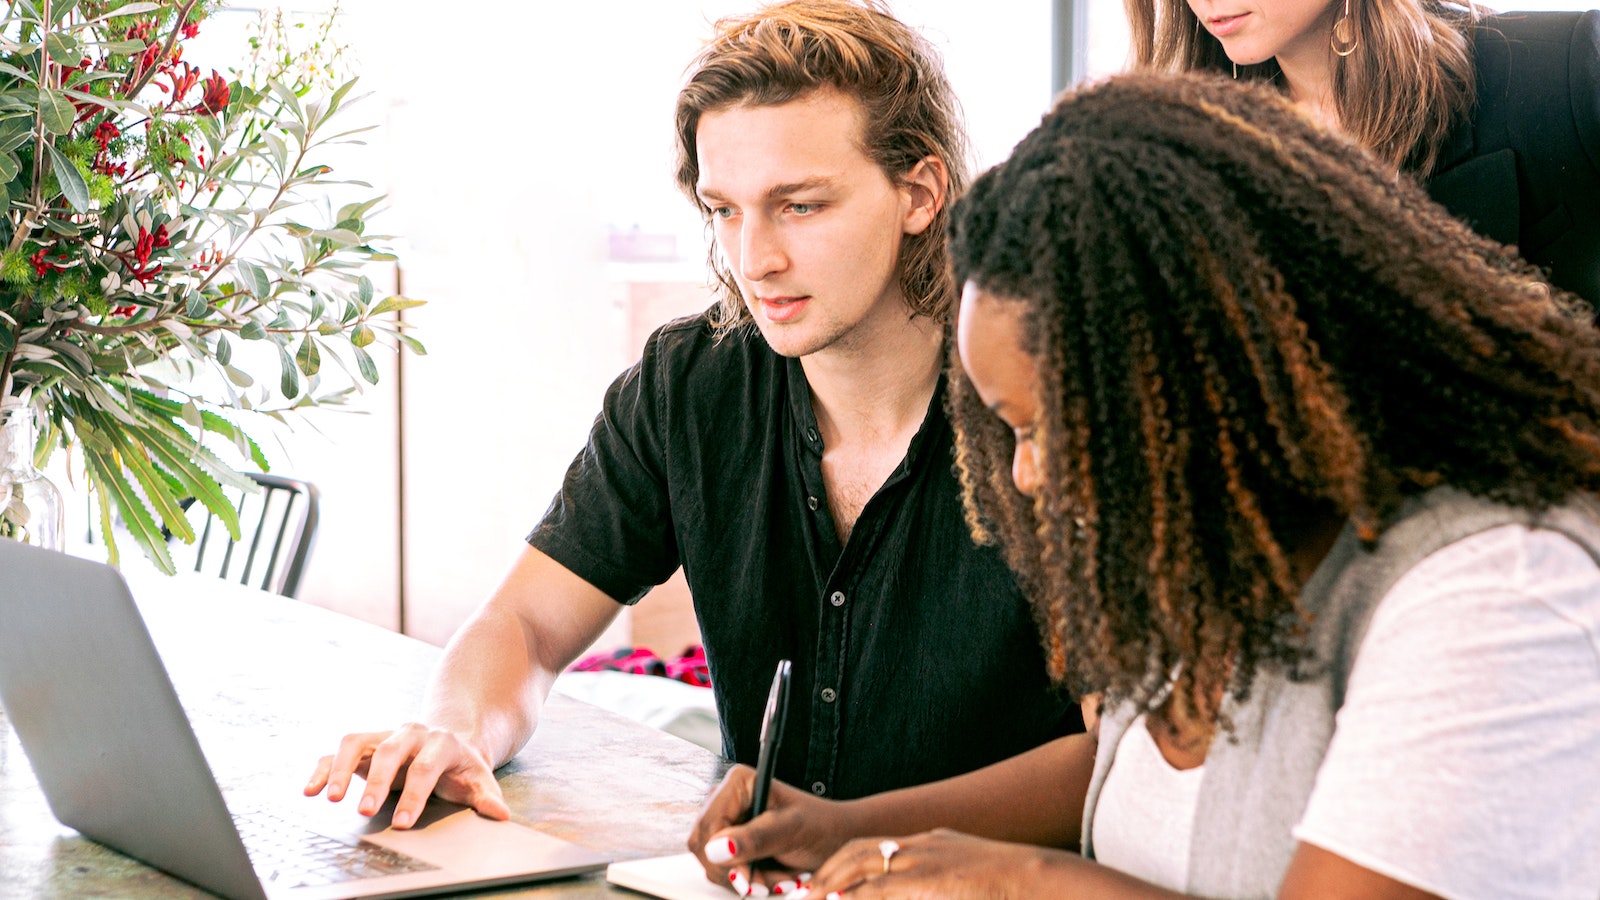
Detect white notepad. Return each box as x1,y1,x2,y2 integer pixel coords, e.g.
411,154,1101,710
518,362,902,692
606,852,737,899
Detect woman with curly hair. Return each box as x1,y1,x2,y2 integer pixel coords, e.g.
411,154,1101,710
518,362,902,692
1129,0,1599,304
688,72,1600,900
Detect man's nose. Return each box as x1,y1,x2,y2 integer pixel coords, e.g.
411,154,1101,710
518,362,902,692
739,218,787,282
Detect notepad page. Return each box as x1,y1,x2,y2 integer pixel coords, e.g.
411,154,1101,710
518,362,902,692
606,852,737,899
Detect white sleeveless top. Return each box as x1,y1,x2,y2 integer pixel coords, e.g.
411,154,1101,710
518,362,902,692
1091,712,1205,892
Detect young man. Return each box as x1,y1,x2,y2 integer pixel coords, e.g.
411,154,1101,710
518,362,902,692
306,0,1080,830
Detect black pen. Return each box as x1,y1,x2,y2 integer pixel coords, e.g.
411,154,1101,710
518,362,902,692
748,658,792,819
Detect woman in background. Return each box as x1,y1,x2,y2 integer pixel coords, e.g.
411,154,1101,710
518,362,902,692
690,72,1600,899
1128,0,1598,303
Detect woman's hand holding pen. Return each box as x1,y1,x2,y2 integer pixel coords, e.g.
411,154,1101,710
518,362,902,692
690,764,860,896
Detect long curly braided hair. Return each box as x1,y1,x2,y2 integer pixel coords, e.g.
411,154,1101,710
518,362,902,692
947,72,1600,716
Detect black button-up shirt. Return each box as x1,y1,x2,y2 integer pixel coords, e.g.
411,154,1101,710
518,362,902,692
530,312,1080,800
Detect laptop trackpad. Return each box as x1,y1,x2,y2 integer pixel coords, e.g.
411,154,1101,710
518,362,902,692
268,796,610,899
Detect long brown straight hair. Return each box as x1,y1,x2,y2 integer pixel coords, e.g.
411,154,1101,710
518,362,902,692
1124,0,1479,174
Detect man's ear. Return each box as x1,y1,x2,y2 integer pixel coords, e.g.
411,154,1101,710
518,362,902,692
900,155,948,236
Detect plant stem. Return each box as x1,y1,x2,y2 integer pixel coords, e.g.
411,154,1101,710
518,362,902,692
121,0,202,100
8,0,54,258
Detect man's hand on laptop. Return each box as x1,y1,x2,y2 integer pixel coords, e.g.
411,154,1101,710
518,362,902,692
304,724,511,829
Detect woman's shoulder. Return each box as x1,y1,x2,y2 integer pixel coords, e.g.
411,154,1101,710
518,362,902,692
1470,7,1596,49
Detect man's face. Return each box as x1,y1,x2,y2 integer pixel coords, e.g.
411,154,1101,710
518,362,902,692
695,89,928,359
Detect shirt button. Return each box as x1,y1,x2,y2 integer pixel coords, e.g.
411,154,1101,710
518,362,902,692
820,687,837,703
811,782,827,796
807,495,819,511
806,427,819,442
829,591,845,607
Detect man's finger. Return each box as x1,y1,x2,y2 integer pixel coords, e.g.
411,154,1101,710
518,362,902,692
304,754,333,796
324,730,390,803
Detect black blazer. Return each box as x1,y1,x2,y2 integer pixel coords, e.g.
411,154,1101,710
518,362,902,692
1423,10,1600,306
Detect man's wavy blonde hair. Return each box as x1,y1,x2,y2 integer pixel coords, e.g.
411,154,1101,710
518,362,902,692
673,0,971,337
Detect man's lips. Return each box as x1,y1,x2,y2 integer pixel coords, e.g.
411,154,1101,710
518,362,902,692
758,295,810,323
1207,12,1249,36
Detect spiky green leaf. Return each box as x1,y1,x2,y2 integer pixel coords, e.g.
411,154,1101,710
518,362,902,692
82,444,176,575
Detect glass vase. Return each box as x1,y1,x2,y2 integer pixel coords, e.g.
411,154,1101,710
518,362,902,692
0,401,64,550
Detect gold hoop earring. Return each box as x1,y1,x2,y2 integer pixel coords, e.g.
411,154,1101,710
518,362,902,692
1331,0,1358,57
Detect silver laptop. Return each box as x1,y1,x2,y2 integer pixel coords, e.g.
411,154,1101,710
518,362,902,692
0,539,611,900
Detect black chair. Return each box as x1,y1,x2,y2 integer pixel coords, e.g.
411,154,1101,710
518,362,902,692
186,472,321,599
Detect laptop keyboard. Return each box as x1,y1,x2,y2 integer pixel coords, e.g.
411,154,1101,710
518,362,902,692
233,809,440,888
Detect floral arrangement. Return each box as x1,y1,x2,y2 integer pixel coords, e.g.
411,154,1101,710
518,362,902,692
0,0,422,570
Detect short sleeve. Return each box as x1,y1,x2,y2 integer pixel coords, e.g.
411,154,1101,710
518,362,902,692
527,331,680,605
1294,525,1600,899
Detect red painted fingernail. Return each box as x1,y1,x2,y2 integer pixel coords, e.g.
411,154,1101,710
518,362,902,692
706,836,737,863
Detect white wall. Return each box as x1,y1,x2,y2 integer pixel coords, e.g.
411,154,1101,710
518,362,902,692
168,0,1594,643
163,2,1058,643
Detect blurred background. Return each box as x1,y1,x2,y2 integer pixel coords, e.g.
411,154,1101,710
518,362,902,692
60,0,1600,654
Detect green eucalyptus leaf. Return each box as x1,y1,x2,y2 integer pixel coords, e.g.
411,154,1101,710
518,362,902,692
337,197,381,224
97,39,149,55
236,260,271,299
41,213,81,235
44,32,80,65
50,0,81,25
44,143,89,211
0,119,30,153
396,332,428,356
352,344,379,385
350,323,374,348
239,320,266,341
87,2,163,24
184,291,208,318
316,321,340,336
37,88,73,135
357,275,373,306
370,296,425,316
278,347,301,398
295,335,321,376
0,151,18,184
266,310,291,330
215,333,232,366
0,91,38,113
224,364,253,387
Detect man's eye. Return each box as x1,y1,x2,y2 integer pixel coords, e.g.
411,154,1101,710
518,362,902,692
711,206,735,219
788,203,817,215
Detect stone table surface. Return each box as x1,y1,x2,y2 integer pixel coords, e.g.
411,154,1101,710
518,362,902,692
0,570,730,898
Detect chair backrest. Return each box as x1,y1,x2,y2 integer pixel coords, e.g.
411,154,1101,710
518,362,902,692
187,473,320,598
